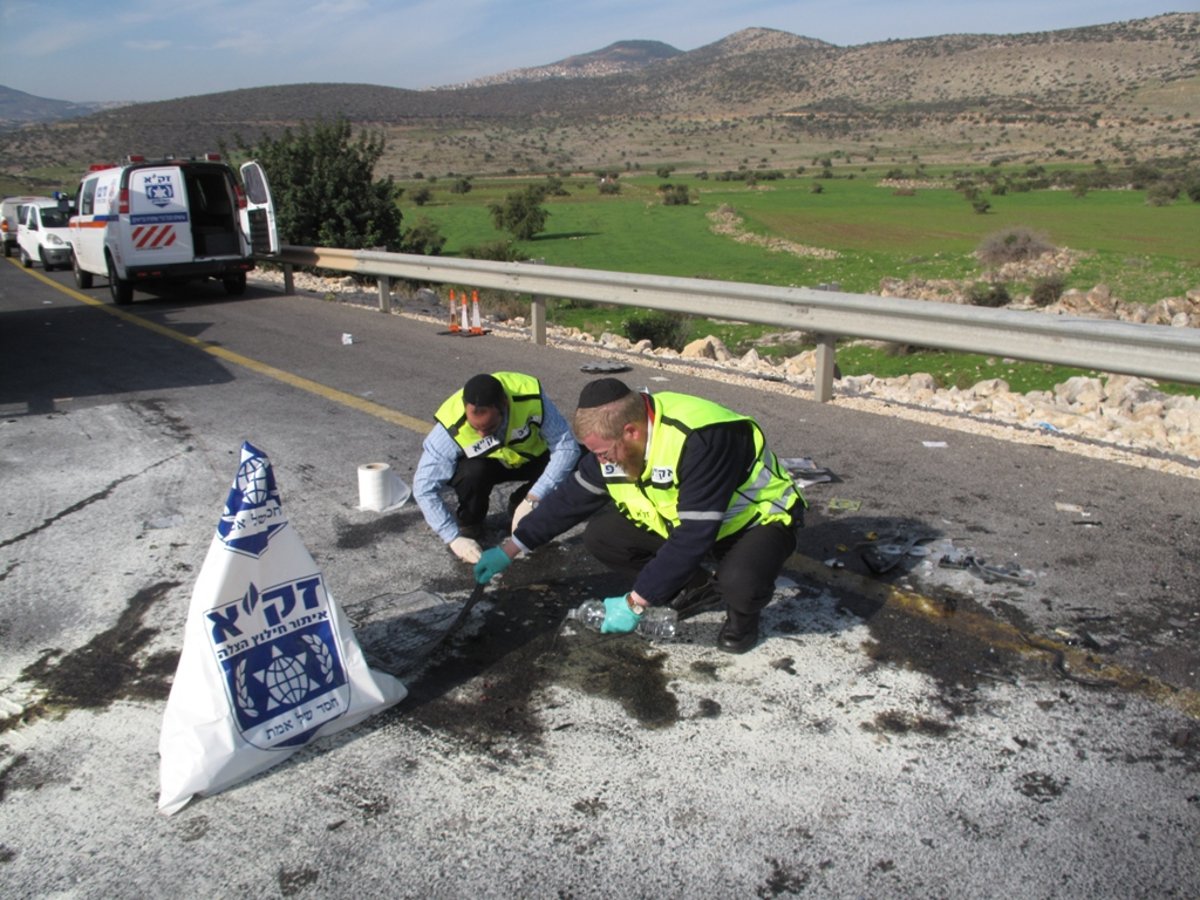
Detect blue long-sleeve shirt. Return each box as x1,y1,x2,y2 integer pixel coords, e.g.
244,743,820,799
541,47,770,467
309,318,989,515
413,392,580,543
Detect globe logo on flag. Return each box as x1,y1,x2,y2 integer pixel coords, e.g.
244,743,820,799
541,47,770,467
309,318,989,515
217,442,286,557
262,651,318,706
237,456,271,505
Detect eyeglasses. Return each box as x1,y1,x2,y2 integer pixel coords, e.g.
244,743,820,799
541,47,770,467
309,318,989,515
591,438,621,463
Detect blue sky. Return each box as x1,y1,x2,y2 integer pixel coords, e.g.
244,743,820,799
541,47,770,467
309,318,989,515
0,1,1189,103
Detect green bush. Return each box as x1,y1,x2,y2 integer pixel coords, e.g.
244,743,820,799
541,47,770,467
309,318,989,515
1029,274,1066,307
658,183,691,206
965,281,1010,307
460,240,527,262
623,310,692,351
976,227,1054,266
488,186,549,240
244,117,402,250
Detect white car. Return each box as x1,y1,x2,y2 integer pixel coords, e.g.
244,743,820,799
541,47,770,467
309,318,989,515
16,197,75,270
1,194,43,258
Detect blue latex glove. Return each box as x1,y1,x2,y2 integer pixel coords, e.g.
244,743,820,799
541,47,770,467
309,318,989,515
601,595,641,634
474,547,512,584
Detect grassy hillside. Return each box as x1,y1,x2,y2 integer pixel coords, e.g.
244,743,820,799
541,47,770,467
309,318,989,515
1,13,1197,185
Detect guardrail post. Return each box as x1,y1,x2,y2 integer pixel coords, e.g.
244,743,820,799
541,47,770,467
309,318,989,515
528,258,547,346
814,334,836,402
377,276,392,313
282,263,295,296
531,294,547,346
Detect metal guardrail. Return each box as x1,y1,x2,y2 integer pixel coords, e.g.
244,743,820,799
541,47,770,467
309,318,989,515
265,245,1200,401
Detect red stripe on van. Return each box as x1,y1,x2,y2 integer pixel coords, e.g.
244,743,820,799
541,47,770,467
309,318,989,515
132,225,177,249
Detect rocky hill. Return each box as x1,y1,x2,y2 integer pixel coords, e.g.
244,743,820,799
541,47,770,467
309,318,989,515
0,84,128,128
442,39,685,88
1,13,1196,179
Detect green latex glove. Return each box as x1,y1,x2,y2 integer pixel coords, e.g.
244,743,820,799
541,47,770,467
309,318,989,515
601,595,642,634
474,547,512,584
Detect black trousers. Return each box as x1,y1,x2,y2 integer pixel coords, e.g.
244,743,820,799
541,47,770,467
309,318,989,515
582,506,802,616
450,453,548,528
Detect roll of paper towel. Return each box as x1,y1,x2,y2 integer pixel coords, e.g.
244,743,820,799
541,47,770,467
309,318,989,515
357,462,411,512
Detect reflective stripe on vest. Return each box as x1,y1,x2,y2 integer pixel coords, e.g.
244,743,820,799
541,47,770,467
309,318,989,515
434,372,548,469
603,392,802,539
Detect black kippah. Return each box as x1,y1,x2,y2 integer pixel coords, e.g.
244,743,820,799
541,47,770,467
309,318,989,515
463,373,504,408
577,377,633,409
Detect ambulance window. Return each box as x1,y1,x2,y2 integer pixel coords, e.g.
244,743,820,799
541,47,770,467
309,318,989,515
42,209,69,228
80,180,97,216
243,165,269,205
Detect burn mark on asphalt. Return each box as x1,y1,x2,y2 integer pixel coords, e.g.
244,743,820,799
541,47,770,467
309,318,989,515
0,454,182,551
1016,771,1068,803
14,581,180,716
859,585,1023,700
0,750,30,803
759,857,811,895
334,513,415,550
0,475,139,551
278,865,320,896
129,398,195,446
865,710,953,737
398,565,681,757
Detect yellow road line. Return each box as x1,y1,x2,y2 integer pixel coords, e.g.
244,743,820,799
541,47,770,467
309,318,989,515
15,261,431,434
789,554,1200,719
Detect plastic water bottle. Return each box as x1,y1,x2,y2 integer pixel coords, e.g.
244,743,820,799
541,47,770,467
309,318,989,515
567,600,678,639
568,600,608,631
637,606,678,639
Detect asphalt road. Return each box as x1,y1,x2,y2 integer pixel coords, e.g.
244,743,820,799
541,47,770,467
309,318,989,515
1,260,1198,898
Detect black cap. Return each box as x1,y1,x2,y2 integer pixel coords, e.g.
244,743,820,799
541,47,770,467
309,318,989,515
577,377,633,409
463,374,504,408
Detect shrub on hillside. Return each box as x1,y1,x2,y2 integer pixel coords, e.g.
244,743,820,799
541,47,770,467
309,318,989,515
976,227,1054,266
965,281,1010,308
460,241,527,262
658,184,691,205
623,310,692,351
1030,274,1066,307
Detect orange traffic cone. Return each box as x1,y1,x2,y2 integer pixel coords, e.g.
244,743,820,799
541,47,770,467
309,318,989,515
470,290,484,335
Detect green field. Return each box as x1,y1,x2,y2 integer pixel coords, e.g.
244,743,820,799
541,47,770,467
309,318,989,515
404,168,1200,393
412,169,1199,297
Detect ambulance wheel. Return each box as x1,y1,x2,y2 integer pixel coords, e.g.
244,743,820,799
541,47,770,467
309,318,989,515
222,272,247,296
39,248,54,271
20,247,32,268
106,253,133,305
73,252,93,289
3,242,10,258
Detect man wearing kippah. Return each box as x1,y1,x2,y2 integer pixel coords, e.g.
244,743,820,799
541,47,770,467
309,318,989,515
475,378,805,653
413,372,579,566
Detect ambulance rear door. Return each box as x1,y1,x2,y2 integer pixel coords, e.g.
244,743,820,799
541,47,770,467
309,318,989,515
240,161,278,255
123,164,194,267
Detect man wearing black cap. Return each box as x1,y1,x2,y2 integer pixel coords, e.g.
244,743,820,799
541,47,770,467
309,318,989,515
413,372,579,565
475,378,805,653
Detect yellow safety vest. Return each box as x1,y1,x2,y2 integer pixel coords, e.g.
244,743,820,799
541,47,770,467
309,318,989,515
602,392,803,539
435,372,548,468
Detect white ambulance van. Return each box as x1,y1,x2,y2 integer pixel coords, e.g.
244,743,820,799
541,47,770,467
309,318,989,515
16,195,75,270
69,154,278,305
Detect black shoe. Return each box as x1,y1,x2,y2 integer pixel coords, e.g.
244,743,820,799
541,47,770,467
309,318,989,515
717,612,760,654
669,577,722,620
506,484,532,518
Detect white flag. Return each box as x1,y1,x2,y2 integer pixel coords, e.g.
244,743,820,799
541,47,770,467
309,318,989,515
158,442,406,815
